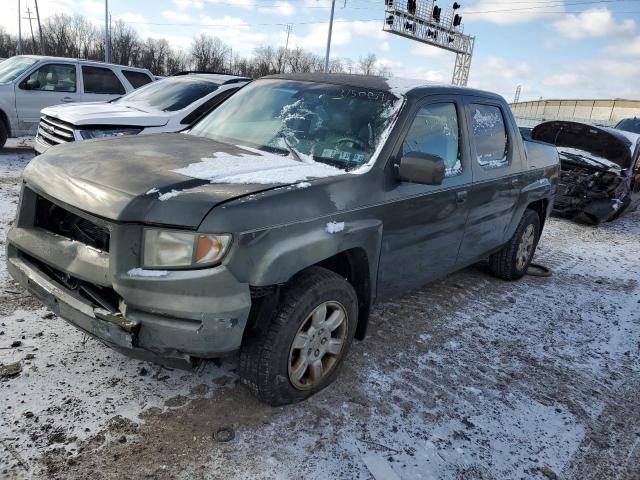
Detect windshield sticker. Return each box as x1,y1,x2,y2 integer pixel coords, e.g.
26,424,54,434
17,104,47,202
353,153,365,163
322,148,337,159
339,151,351,161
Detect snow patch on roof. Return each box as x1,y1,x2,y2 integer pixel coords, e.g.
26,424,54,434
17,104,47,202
172,147,345,185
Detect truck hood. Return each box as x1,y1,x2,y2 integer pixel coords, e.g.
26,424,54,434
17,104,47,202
41,101,169,128
532,121,632,170
23,133,345,227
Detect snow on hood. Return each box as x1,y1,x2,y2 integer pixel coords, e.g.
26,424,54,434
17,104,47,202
172,145,346,185
41,101,169,128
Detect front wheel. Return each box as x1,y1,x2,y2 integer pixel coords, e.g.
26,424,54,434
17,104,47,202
239,266,358,406
488,209,541,281
0,122,7,149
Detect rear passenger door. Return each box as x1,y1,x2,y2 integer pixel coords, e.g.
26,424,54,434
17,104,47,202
81,66,126,102
377,97,472,297
457,98,523,265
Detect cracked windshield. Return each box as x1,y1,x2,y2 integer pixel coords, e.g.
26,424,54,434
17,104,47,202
189,79,400,171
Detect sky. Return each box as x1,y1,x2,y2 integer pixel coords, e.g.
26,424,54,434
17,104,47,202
3,0,640,102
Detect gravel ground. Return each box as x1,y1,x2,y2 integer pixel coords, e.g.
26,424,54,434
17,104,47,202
1,142,639,479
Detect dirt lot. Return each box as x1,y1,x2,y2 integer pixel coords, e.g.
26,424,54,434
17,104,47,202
1,141,639,480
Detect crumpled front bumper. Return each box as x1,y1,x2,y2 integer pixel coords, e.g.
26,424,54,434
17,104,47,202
7,204,253,366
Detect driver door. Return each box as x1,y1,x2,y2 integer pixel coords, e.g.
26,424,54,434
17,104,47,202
377,96,473,298
15,62,81,133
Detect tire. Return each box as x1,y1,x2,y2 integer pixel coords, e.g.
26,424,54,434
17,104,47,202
0,121,7,149
239,266,358,406
488,209,541,281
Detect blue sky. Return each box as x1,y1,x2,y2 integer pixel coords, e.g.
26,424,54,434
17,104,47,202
4,0,640,101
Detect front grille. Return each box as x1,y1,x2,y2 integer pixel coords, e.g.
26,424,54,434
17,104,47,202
36,115,76,147
34,195,110,252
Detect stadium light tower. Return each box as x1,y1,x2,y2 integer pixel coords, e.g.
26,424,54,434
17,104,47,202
383,0,475,86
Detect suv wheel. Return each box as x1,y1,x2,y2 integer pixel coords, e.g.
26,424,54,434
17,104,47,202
0,121,7,149
239,266,358,406
488,209,541,281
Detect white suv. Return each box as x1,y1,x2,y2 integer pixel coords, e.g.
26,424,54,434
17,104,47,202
34,73,249,154
0,55,154,147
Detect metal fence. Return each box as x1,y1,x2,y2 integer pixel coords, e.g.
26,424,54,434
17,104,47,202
509,99,640,128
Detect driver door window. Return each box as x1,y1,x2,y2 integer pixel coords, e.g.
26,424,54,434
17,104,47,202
21,63,77,92
402,102,462,177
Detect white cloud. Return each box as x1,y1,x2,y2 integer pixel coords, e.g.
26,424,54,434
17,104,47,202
173,0,204,9
162,10,192,22
468,56,532,100
198,15,270,54
0,0,75,35
80,1,105,16
553,8,636,39
116,12,148,24
463,0,560,25
205,0,253,9
542,73,581,88
411,44,448,59
604,36,640,57
288,19,387,53
259,1,295,17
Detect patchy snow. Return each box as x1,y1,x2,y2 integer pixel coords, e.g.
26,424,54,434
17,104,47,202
295,182,311,189
146,187,159,195
325,221,345,234
1,143,640,478
157,189,182,201
127,268,170,278
172,148,345,185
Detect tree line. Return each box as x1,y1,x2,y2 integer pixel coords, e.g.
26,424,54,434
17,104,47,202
0,14,389,78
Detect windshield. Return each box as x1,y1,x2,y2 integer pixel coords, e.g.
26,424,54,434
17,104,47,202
0,56,38,84
118,77,218,112
615,118,640,134
189,79,401,171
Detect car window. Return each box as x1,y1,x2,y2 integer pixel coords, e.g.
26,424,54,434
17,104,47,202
402,102,462,177
0,56,38,83
615,118,640,134
22,63,76,92
122,70,153,89
82,66,125,95
471,104,509,169
119,77,219,112
180,88,239,125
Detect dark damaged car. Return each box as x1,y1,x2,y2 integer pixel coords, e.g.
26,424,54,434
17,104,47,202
532,121,640,223
7,74,559,405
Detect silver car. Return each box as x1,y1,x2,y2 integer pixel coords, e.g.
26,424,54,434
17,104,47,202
0,55,154,148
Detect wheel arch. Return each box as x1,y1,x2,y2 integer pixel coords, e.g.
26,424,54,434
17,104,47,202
0,108,10,137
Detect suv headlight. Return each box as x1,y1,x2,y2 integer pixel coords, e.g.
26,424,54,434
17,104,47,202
143,229,232,269
79,127,143,139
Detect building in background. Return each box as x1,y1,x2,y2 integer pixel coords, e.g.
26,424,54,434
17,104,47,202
509,99,640,128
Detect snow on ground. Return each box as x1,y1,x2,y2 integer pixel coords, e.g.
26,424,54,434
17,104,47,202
1,144,639,479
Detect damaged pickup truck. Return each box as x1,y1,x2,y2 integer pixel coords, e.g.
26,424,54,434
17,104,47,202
7,74,559,405
532,121,640,223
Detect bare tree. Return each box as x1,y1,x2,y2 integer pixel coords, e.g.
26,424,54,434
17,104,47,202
358,53,377,76
190,34,229,72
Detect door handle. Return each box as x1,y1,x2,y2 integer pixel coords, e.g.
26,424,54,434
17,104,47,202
61,96,74,102
456,190,468,204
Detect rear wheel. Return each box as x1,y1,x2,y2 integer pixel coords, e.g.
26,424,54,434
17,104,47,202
488,209,541,281
0,121,7,149
239,266,358,406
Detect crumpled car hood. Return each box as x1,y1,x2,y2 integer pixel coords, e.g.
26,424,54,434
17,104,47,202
41,101,169,127
532,121,632,170
22,133,295,227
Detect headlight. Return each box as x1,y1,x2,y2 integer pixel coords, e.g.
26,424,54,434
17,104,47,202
79,127,143,140
143,229,232,269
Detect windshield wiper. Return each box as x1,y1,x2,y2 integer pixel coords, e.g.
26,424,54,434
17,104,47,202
281,135,303,163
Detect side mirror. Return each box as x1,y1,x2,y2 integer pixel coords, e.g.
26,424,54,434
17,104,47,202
25,78,40,90
398,152,446,185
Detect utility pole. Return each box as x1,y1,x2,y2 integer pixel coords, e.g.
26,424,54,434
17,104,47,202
104,0,110,62
34,0,44,54
24,7,37,53
282,24,292,74
324,0,336,73
17,0,23,55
